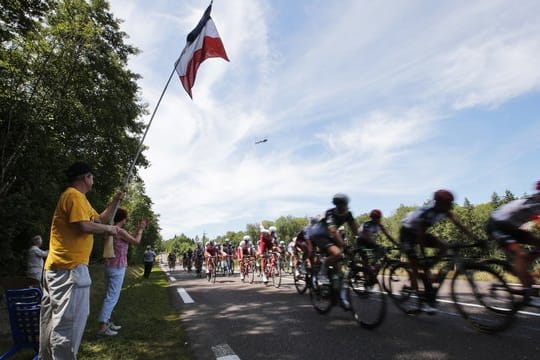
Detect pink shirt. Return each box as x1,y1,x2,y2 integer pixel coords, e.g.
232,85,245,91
105,234,129,268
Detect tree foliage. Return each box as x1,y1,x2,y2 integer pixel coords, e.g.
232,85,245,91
0,0,159,275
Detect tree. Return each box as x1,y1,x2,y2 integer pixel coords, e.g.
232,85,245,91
0,0,150,275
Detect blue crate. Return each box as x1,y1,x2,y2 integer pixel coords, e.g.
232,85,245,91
0,288,41,360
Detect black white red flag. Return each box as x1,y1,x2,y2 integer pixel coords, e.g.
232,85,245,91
174,4,229,98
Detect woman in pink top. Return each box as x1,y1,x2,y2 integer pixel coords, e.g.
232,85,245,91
97,208,147,336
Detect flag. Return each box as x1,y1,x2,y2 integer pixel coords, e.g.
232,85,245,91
174,4,229,98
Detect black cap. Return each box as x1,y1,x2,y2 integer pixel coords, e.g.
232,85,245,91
66,162,93,182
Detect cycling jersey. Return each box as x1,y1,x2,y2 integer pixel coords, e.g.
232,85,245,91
359,220,382,238
490,197,540,227
237,242,252,258
287,241,295,254
310,208,355,251
205,245,217,256
488,196,540,248
259,233,273,254
401,203,448,230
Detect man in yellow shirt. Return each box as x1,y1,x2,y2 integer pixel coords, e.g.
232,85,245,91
39,162,123,360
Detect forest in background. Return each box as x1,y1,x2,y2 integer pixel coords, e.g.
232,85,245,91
0,0,161,276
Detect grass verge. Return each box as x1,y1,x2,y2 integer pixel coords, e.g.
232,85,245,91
0,264,193,360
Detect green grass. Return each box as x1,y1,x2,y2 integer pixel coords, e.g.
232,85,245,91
0,265,194,360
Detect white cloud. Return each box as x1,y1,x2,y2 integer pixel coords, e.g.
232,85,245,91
110,0,540,238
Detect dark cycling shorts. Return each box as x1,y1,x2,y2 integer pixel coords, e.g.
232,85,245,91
399,227,439,259
487,219,540,250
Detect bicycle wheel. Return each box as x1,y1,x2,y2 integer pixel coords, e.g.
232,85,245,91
272,265,282,288
212,262,217,284
294,266,308,294
349,267,387,329
249,262,255,284
387,262,422,314
206,265,212,282
380,259,400,294
309,280,333,314
451,263,516,333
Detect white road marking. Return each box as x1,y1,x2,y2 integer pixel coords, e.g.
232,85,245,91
177,288,194,304
169,276,176,281
212,344,241,360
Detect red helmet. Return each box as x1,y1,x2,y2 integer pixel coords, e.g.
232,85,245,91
434,189,454,204
370,209,382,219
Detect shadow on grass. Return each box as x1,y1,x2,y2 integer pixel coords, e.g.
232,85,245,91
79,264,194,360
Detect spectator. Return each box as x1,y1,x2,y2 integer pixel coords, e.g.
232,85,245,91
143,245,156,278
39,161,123,360
26,235,48,282
97,208,147,336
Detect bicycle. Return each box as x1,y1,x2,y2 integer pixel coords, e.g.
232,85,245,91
351,244,401,293
262,251,282,288
240,256,256,284
194,255,203,278
387,240,515,333
480,250,540,321
293,258,312,295
206,256,218,283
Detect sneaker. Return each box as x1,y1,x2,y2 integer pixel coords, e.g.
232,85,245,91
240,273,245,281
421,303,438,315
97,327,118,336
262,274,268,283
294,269,300,278
206,269,210,274
108,322,122,331
317,274,330,286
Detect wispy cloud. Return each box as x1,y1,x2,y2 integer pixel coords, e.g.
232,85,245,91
110,0,540,238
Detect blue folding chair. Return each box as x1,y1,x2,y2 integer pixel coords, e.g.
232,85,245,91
0,288,41,360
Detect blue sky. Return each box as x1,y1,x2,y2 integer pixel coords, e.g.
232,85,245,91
108,0,540,239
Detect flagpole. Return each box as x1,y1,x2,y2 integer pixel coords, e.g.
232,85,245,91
103,66,176,257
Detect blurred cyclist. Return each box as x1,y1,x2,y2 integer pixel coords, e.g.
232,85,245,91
400,189,476,313
487,181,540,306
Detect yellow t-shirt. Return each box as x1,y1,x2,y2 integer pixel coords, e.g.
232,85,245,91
45,187,100,270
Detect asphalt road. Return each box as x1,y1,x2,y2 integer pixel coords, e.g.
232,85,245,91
162,264,540,360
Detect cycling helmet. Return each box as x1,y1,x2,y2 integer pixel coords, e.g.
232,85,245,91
370,209,382,219
332,193,349,206
209,240,215,246
269,226,277,233
434,189,454,204
279,240,285,246
261,229,270,235
309,216,318,225
243,235,250,241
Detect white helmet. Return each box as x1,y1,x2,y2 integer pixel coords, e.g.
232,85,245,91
269,226,277,233
243,235,250,241
279,240,285,246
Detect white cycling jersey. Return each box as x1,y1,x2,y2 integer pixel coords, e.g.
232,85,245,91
401,202,447,230
491,197,540,227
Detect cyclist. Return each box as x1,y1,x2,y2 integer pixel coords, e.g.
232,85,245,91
356,209,397,266
257,228,273,283
269,226,279,246
221,240,234,274
193,242,204,274
238,235,254,280
287,238,297,275
310,193,359,309
204,240,218,274
167,252,176,270
487,181,540,306
186,248,193,272
400,189,476,313
294,216,318,276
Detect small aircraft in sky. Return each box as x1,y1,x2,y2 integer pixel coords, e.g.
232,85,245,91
255,138,268,144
